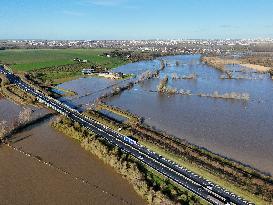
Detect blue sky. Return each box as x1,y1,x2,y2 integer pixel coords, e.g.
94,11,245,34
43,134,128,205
1,0,273,40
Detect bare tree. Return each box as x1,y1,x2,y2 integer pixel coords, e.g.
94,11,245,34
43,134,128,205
172,72,179,80
0,120,7,141
86,99,101,110
18,107,32,125
157,75,169,93
160,60,166,70
175,61,180,66
138,70,159,82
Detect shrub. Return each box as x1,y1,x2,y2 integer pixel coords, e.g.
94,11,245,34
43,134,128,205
17,107,32,125
171,73,197,80
0,120,7,141
138,70,159,82
198,91,250,101
157,76,169,93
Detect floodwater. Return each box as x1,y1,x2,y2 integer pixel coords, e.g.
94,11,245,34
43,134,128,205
0,97,49,127
0,98,21,125
0,97,145,204
59,54,273,175
57,59,160,107
99,109,127,123
0,119,145,205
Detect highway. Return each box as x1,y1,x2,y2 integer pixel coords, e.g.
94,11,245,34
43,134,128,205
0,65,253,205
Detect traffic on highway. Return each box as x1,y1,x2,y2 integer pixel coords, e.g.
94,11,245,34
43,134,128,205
0,65,253,205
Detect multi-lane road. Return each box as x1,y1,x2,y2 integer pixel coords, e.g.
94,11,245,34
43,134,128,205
0,65,253,205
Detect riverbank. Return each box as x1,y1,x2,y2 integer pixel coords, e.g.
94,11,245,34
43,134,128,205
0,74,39,106
240,63,272,72
84,102,273,205
201,56,272,74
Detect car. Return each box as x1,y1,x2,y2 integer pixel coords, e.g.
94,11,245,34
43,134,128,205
206,185,213,190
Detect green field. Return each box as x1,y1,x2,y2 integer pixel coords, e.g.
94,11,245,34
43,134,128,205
0,49,128,85
0,49,126,71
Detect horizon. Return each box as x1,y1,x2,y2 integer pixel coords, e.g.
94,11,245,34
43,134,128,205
1,0,273,40
2,38,273,41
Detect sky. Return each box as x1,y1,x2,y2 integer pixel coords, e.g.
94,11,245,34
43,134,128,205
1,0,273,40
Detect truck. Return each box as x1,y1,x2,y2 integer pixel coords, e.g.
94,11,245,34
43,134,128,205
123,136,137,145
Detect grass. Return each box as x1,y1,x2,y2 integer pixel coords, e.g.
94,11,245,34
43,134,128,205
141,141,269,205
0,49,129,85
0,49,126,71
96,103,139,124
0,74,38,106
50,86,77,97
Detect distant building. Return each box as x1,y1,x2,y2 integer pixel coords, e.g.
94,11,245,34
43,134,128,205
97,72,124,79
74,58,88,63
82,68,95,75
113,72,124,78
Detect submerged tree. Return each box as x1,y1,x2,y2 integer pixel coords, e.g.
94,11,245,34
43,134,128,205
171,73,179,80
0,120,7,141
18,107,32,125
138,70,159,82
157,76,169,93
160,60,166,70
175,61,180,66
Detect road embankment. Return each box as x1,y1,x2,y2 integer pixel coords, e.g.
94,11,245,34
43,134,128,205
85,103,273,205
52,116,208,205
0,74,38,106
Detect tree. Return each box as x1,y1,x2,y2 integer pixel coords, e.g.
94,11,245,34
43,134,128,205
0,120,7,141
157,76,168,93
18,107,32,125
175,61,180,66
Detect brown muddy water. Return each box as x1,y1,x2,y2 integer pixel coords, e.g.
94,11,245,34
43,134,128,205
0,97,49,127
0,98,22,125
59,55,273,175
0,99,145,205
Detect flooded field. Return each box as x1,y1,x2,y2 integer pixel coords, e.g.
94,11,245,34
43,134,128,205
57,59,160,107
0,119,145,205
0,98,22,125
0,98,49,127
0,96,145,204
59,55,273,174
